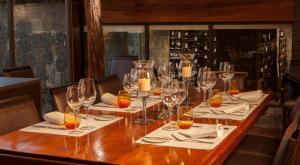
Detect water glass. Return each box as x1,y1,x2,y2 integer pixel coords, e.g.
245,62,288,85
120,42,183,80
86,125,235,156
209,89,222,107
177,105,193,129
117,90,131,108
228,79,240,95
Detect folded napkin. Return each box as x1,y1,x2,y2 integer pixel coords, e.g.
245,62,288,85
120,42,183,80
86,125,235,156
214,102,249,114
101,93,118,106
235,90,263,100
177,124,224,139
43,111,64,125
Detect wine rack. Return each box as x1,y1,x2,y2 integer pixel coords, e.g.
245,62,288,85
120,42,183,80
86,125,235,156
168,30,211,84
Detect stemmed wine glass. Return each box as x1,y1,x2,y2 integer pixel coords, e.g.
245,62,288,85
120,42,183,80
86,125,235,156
197,67,210,104
206,71,217,99
78,78,97,130
171,80,187,113
158,62,172,90
123,73,135,111
219,62,234,93
66,85,83,134
163,91,176,122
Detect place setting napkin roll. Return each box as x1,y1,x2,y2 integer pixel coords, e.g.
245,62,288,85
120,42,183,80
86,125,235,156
101,93,118,106
43,111,64,125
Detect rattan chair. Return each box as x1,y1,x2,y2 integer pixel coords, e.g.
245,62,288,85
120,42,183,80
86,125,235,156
96,75,123,98
0,95,40,135
224,101,300,165
50,83,77,113
2,65,34,78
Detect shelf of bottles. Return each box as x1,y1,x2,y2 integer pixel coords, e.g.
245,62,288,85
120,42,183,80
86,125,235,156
168,30,211,84
278,30,288,76
257,31,278,91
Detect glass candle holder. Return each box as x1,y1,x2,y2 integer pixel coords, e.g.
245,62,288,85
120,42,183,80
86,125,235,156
179,53,194,105
132,60,156,125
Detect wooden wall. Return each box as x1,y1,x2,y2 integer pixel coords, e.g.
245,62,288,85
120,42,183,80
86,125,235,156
101,0,294,24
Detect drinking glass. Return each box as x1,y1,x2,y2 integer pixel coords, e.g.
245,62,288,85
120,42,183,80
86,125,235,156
209,89,223,107
64,107,80,129
171,80,187,113
123,73,135,110
79,78,97,130
66,85,83,134
228,79,240,95
197,67,209,104
206,71,217,99
163,92,176,122
152,80,163,96
219,62,234,93
117,90,131,108
158,62,172,90
177,105,193,129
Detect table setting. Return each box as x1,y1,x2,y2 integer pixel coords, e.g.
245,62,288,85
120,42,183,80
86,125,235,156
190,90,268,120
136,122,236,150
21,111,123,137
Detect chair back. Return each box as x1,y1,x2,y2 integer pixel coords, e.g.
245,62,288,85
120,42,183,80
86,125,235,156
2,65,34,78
110,56,138,81
96,75,123,98
0,95,40,135
50,84,77,113
288,96,300,125
273,120,299,165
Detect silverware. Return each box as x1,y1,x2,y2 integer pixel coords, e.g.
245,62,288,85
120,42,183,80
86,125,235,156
171,134,214,144
31,125,66,130
93,105,116,108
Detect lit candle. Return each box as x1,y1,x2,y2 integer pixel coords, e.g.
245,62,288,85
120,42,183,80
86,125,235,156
182,66,192,78
138,78,151,92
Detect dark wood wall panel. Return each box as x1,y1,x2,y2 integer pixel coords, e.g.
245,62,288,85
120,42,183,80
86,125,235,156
102,0,294,24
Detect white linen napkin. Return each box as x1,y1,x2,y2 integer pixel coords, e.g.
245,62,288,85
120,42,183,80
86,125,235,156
176,124,224,139
43,111,64,125
214,102,249,114
101,93,118,106
234,90,263,100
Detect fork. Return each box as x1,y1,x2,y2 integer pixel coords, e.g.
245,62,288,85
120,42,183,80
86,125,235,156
171,134,214,144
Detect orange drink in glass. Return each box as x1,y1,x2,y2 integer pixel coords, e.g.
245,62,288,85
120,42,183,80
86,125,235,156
228,79,239,95
209,89,222,107
177,105,193,129
64,109,81,129
117,90,131,108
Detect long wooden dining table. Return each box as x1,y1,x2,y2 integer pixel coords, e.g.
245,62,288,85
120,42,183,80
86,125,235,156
0,89,273,165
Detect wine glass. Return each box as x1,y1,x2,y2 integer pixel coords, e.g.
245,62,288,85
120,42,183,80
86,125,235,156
171,80,187,113
197,67,210,104
79,78,97,130
158,63,171,89
163,92,176,122
66,85,83,134
206,71,217,99
123,73,134,110
219,62,235,93
78,78,97,130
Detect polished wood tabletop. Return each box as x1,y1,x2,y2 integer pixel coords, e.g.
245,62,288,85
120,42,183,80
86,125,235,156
0,89,273,165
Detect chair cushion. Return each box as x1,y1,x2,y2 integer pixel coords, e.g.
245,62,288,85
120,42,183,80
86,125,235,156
235,134,281,157
224,152,273,165
284,99,296,110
